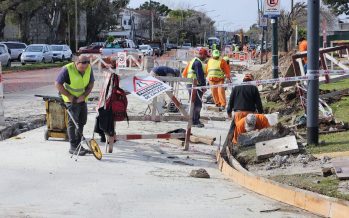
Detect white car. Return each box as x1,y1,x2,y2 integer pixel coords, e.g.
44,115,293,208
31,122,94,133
181,43,192,49
21,44,53,65
0,46,11,67
100,39,137,56
138,45,153,56
50,44,73,62
0,41,27,61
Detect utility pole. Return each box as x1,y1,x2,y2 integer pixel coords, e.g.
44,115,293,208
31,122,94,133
307,0,320,145
149,0,154,41
271,17,278,78
265,21,268,62
261,28,264,64
74,0,78,53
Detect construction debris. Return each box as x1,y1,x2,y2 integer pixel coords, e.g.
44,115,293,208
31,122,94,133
256,136,299,160
332,159,349,180
190,135,216,145
189,169,210,179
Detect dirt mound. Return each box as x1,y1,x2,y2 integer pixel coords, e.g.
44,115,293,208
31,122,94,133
253,50,297,80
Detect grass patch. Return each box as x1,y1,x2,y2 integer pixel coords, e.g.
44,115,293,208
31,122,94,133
330,96,349,123
271,173,349,201
320,78,349,91
307,131,349,154
3,62,68,73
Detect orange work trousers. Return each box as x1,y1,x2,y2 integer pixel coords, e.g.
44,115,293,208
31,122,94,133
233,111,253,144
209,79,226,107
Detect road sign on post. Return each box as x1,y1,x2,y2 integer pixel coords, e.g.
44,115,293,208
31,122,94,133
118,52,127,68
264,0,281,17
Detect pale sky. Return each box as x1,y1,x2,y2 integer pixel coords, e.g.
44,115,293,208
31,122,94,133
128,0,308,31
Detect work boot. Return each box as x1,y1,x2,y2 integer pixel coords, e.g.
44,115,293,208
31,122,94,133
193,123,205,128
69,146,87,156
99,133,106,143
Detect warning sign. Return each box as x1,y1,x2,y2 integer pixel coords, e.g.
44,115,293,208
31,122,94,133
121,76,171,101
118,52,127,68
264,0,281,17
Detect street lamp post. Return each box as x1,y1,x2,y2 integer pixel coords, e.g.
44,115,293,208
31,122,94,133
307,0,320,145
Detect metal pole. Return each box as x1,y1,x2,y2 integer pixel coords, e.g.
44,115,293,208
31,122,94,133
74,0,78,53
306,0,320,145
261,27,264,64
150,0,154,41
271,18,278,78
265,22,268,62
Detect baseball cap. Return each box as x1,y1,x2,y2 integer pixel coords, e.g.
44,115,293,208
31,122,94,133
245,114,256,132
223,56,229,61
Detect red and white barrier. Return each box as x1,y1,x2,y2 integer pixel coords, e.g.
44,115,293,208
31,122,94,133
115,133,185,141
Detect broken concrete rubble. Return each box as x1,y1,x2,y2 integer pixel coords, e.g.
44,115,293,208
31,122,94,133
189,169,210,179
237,123,291,147
256,136,299,160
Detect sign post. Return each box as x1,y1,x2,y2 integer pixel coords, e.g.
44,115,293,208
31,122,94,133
118,52,127,68
0,63,4,125
264,0,281,79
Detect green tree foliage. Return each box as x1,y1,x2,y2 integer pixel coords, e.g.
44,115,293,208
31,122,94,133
138,1,171,16
323,0,349,15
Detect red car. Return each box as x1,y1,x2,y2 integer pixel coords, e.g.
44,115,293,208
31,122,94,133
77,42,104,55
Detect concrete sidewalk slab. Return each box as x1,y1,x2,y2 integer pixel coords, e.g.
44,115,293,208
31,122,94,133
0,116,318,217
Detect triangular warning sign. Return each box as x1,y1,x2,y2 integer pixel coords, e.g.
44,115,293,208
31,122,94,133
133,76,158,92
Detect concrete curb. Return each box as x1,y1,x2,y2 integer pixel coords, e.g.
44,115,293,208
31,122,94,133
216,150,349,218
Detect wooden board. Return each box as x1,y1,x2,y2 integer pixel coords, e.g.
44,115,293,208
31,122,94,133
256,136,299,160
332,158,349,180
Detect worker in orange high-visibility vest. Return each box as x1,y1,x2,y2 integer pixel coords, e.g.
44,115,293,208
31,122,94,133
205,50,231,111
233,113,270,144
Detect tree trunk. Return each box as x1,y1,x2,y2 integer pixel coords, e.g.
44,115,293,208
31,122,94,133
0,12,8,40
283,36,289,52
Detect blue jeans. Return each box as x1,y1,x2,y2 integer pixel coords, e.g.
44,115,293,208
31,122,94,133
187,84,203,125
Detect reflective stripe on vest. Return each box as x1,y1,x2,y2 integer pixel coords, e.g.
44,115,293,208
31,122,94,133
187,57,206,80
61,62,91,103
207,58,224,79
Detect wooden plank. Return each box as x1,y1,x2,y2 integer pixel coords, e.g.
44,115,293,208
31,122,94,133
256,136,299,160
156,76,193,83
128,115,188,122
166,138,184,147
190,135,216,145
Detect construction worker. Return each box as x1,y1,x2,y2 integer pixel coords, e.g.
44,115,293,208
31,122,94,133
233,114,270,144
150,66,180,77
206,50,231,110
298,37,308,72
55,56,94,156
223,56,230,67
212,42,217,50
184,48,208,128
225,73,264,145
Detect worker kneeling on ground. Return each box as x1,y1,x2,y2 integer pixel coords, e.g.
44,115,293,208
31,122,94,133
233,114,270,144
206,50,231,111
55,56,94,156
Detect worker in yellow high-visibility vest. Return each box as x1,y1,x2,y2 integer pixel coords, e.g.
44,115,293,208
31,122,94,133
206,50,231,111
182,48,208,128
55,56,94,156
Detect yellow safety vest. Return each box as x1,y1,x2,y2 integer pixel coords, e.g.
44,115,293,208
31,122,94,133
207,58,225,79
187,57,207,80
61,62,91,103
213,43,217,50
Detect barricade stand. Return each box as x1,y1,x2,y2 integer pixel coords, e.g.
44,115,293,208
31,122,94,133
184,79,197,151
96,74,195,153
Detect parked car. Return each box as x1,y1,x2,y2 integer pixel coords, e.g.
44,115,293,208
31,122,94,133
138,45,153,56
21,44,53,65
166,43,177,51
100,39,137,56
181,42,192,49
0,41,27,61
50,44,73,61
77,42,104,55
0,46,11,67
